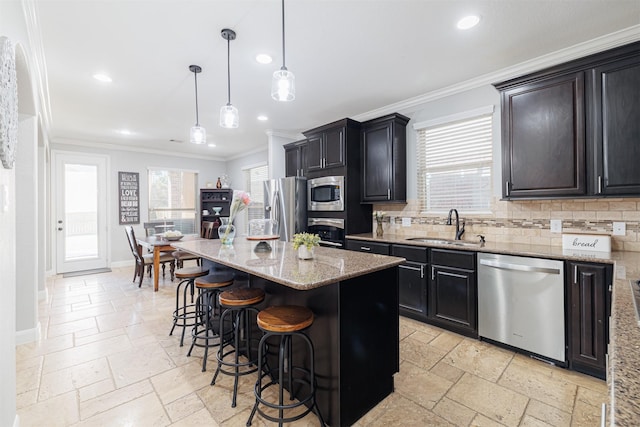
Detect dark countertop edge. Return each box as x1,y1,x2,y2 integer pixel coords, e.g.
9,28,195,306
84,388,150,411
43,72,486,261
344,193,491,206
171,240,405,290
346,233,640,426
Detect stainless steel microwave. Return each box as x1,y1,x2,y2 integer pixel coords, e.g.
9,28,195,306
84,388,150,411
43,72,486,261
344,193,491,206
307,176,344,211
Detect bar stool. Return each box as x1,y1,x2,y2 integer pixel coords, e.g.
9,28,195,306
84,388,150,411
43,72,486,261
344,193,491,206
186,272,235,371
247,305,325,427
169,266,209,346
211,287,265,407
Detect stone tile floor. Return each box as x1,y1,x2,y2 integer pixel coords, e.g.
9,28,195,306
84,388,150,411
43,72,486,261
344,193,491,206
16,267,607,426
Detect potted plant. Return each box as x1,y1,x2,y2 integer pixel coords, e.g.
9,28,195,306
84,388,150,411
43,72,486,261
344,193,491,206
292,232,321,260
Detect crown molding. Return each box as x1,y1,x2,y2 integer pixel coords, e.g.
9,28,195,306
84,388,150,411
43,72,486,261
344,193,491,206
52,137,229,161
225,145,268,161
353,24,640,121
265,129,303,140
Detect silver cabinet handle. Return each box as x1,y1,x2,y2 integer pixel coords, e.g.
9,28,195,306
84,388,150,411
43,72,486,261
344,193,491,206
420,264,424,279
387,188,391,200
574,265,578,283
399,264,421,272
360,246,371,251
431,266,435,280
505,181,510,196
598,175,603,194
319,240,342,247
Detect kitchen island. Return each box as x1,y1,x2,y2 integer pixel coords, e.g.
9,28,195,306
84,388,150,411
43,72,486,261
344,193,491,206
171,238,405,426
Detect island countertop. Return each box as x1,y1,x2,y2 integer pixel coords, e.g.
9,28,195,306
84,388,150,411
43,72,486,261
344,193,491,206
171,238,405,290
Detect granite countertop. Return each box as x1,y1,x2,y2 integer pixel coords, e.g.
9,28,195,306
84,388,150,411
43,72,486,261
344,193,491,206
348,233,640,425
171,238,404,290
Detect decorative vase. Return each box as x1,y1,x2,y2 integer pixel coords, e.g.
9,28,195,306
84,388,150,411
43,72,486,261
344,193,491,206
297,245,314,260
219,217,236,245
376,221,384,237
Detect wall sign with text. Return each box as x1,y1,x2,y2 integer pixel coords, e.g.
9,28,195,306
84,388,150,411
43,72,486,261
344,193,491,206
119,171,140,224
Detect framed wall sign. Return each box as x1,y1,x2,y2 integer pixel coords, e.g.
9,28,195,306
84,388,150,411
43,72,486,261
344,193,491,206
119,171,140,224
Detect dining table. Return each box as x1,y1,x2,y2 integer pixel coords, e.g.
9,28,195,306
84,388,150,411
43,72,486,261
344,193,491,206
136,234,202,291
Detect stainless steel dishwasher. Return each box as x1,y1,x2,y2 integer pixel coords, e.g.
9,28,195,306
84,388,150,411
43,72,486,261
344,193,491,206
477,253,566,363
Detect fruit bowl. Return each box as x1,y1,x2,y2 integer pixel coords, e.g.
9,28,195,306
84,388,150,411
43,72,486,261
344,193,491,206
164,235,183,241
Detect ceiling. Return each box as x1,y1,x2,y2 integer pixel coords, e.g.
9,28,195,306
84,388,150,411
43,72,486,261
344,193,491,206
34,0,640,160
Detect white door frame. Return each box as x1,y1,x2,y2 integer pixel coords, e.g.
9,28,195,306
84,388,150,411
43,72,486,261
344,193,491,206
52,150,110,273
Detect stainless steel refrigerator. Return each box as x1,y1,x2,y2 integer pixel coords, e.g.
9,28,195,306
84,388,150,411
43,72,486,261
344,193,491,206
263,177,307,242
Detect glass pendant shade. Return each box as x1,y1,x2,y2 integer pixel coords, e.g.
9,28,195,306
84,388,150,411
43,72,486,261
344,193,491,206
219,104,239,128
271,68,295,101
190,125,206,144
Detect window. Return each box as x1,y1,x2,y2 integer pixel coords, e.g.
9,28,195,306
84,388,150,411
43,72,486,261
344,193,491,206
243,164,268,228
148,168,197,234
415,106,493,214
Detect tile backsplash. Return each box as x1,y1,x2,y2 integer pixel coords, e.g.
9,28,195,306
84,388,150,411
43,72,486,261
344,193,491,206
373,197,640,252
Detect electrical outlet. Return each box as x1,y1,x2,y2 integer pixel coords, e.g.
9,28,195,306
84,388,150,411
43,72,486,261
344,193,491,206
402,217,411,227
550,219,562,233
613,222,626,236
389,216,396,225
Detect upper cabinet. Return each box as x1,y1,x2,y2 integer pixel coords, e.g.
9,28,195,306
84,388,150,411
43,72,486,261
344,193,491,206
495,41,640,199
302,118,360,175
284,139,307,177
360,113,410,203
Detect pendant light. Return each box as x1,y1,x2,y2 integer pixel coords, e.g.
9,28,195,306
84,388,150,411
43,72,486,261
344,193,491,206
189,65,206,144
220,28,239,128
271,0,295,101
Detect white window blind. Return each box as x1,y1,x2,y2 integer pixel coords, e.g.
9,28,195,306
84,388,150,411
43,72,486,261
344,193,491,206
243,164,268,224
148,169,197,234
416,113,492,213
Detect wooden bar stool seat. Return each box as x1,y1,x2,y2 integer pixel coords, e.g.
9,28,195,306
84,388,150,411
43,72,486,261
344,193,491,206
248,305,325,426
169,266,209,346
211,288,265,407
186,271,235,371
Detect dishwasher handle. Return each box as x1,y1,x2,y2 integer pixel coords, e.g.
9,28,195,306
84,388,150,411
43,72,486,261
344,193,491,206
479,258,561,275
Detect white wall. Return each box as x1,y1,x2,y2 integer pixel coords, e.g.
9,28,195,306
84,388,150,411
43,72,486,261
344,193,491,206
51,143,228,266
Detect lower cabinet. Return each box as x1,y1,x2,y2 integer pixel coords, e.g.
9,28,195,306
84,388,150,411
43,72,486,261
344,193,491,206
392,245,428,321
429,249,478,338
567,261,612,380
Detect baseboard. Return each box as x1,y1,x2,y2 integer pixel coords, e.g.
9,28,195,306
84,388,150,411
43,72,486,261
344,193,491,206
15,322,41,345
38,287,48,301
13,414,19,427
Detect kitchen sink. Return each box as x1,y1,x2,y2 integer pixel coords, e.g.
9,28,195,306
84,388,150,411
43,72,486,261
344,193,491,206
405,237,483,248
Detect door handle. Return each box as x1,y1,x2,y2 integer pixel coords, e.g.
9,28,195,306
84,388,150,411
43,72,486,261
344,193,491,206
57,227,63,231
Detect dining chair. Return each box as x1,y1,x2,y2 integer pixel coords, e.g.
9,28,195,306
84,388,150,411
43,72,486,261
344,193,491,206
172,221,216,268
143,221,175,237
125,226,176,287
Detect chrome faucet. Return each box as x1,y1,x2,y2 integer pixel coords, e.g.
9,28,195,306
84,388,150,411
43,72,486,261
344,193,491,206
447,209,465,240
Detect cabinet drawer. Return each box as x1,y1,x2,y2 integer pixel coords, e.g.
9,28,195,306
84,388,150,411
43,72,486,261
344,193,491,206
430,248,476,270
346,240,390,255
392,244,428,263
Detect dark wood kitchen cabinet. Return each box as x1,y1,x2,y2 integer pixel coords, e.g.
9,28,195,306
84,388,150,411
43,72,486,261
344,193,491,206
495,41,640,199
345,239,390,255
392,244,428,321
303,118,361,175
361,113,410,203
567,261,612,380
429,248,477,338
284,139,307,177
498,72,587,198
591,54,640,195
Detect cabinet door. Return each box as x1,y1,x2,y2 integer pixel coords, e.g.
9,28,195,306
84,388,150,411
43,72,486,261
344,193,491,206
345,239,390,255
306,134,323,171
361,122,392,202
324,127,345,169
502,72,586,198
429,265,477,337
398,261,428,320
593,56,640,195
284,146,300,177
568,262,609,378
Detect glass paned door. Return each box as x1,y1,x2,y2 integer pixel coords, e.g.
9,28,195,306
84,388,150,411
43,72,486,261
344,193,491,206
54,152,109,273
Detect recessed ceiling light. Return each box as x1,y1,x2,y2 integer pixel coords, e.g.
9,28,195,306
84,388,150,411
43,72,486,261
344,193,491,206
457,15,480,30
93,73,112,83
118,129,133,136
257,115,269,121
208,143,216,148
256,54,272,64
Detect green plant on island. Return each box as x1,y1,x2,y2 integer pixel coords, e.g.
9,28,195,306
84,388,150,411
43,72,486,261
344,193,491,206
292,232,321,250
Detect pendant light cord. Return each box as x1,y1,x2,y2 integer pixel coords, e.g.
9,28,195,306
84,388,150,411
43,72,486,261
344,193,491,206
193,71,200,126
281,0,286,69
226,37,231,105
